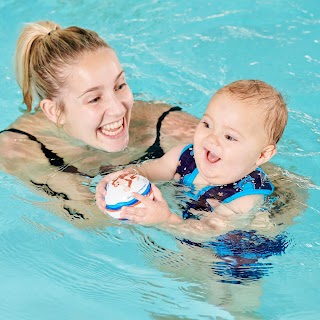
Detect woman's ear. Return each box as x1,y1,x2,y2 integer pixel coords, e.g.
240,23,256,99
256,145,277,166
40,99,64,125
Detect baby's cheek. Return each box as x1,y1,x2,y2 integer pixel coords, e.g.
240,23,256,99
173,173,181,181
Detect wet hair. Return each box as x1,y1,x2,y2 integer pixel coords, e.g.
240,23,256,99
216,80,288,144
15,21,111,112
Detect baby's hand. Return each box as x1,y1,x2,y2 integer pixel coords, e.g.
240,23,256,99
120,184,172,225
95,169,130,213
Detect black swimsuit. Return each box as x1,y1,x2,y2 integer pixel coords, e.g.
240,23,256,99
0,106,182,219
130,106,181,163
0,127,83,173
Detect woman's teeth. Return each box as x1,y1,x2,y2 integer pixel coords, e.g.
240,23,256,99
101,119,124,136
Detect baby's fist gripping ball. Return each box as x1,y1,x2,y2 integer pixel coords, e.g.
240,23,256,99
105,173,153,219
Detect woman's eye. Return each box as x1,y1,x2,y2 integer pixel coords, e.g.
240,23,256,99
115,83,127,91
225,134,237,141
89,96,101,103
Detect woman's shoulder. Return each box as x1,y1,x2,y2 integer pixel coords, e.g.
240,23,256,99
132,100,199,123
0,111,43,148
131,100,199,153
2,111,54,136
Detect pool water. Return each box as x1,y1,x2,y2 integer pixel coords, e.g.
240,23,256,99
0,1,319,319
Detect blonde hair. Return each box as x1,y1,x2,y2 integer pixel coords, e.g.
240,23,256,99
15,21,111,112
216,80,288,144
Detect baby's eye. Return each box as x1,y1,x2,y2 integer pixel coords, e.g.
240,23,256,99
89,96,101,103
225,134,237,141
115,83,127,91
201,121,210,128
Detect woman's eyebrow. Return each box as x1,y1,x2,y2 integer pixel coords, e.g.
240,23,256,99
78,70,125,98
78,85,103,98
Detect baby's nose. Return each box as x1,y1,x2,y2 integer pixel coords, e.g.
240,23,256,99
208,131,220,146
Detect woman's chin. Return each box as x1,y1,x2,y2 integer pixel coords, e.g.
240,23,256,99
100,137,129,153
96,129,129,152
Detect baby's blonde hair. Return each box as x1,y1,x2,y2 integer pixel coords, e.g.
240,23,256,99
15,21,111,112
216,80,288,144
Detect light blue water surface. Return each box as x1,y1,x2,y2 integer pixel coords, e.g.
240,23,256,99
0,1,319,319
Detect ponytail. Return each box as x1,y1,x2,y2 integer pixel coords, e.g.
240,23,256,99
15,21,60,111
14,21,110,112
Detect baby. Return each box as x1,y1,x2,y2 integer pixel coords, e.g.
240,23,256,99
96,80,288,238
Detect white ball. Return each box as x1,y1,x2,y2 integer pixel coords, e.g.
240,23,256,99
105,173,153,219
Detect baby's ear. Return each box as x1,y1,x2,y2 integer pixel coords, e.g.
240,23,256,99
40,99,64,125
256,144,277,166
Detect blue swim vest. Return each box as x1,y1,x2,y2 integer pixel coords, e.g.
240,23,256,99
176,144,274,219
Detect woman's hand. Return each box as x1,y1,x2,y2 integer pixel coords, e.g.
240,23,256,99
120,184,173,225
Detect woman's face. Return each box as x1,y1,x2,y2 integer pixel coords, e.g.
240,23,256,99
59,48,134,152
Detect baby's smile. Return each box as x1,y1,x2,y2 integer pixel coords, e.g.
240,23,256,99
206,149,220,164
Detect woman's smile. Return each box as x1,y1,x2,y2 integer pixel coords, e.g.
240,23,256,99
100,118,124,137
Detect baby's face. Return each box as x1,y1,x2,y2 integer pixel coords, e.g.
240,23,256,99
193,92,271,185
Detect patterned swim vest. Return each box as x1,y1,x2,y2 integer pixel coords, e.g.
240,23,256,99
175,144,274,219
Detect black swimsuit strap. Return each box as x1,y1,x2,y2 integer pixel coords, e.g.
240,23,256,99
0,106,182,170
0,128,87,175
130,106,182,164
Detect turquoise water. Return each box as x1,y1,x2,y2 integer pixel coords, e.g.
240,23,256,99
0,1,319,319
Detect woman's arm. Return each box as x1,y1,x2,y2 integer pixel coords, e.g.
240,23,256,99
0,127,94,201
121,190,269,242
204,195,268,231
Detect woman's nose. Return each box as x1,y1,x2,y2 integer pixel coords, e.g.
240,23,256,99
104,94,126,115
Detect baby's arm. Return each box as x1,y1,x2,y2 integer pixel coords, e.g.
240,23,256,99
120,184,220,242
134,144,185,181
95,145,185,214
